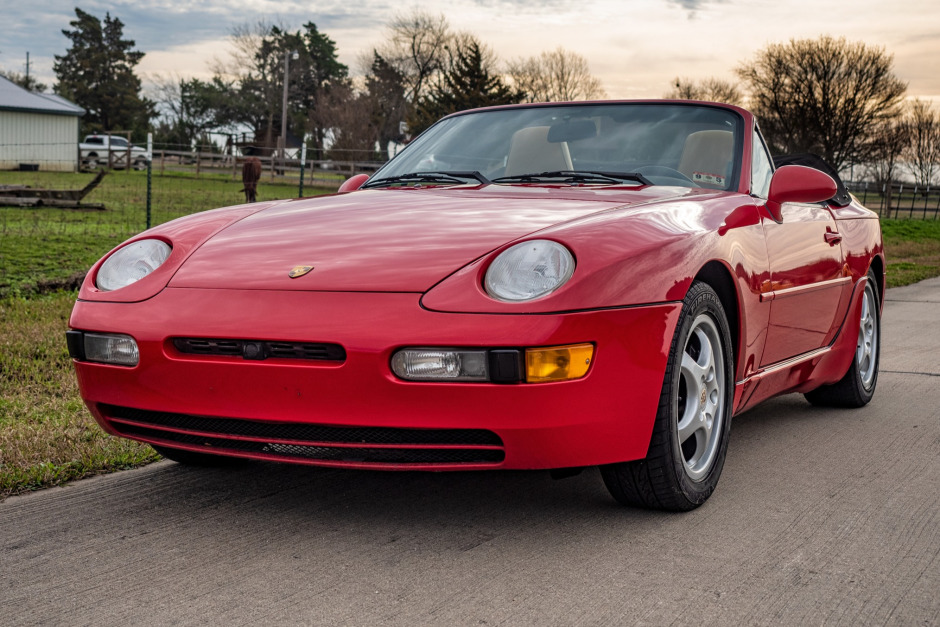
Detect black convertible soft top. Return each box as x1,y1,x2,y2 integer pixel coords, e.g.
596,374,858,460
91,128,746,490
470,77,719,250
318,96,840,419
772,153,851,207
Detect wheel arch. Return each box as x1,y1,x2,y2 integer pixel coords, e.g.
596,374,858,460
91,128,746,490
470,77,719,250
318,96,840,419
869,253,885,304
692,261,741,376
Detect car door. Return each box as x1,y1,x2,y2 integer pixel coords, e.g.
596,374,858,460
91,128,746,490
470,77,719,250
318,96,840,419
748,131,849,366
759,202,847,366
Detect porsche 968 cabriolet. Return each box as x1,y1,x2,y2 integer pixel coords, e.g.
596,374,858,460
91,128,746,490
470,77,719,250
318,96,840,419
67,101,884,510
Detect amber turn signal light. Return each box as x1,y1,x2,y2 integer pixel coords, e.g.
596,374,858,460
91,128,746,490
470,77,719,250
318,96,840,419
525,343,594,383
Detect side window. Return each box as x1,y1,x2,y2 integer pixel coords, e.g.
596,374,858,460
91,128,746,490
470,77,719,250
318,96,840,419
111,137,128,148
750,130,774,199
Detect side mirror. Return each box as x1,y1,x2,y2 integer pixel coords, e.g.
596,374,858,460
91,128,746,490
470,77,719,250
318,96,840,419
765,165,837,222
338,173,370,193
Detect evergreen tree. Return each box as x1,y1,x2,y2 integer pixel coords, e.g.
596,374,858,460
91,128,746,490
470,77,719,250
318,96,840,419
0,70,47,93
410,40,522,136
220,22,347,157
365,52,408,157
53,8,154,137
295,22,349,159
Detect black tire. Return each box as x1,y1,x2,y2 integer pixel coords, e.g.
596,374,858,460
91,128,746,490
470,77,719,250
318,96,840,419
601,281,735,511
804,269,880,408
152,445,247,467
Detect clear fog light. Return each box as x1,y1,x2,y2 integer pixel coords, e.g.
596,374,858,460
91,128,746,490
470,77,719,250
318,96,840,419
391,349,488,381
84,333,140,366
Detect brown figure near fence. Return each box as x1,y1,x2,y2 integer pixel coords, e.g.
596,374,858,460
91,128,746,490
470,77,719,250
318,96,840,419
241,157,262,203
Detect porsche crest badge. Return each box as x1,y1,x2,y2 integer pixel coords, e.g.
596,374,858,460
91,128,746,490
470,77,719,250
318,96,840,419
288,265,314,278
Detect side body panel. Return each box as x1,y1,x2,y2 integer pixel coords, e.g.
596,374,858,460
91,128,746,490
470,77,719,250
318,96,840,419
759,202,848,366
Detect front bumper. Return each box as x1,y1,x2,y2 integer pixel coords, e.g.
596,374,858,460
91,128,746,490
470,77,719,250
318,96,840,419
69,288,680,470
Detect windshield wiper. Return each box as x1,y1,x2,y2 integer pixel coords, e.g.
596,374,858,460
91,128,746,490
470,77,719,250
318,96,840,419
361,170,491,189
492,170,652,186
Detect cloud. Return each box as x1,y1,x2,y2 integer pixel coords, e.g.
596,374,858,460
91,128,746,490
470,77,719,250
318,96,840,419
666,0,726,14
466,0,572,7
4,0,939,102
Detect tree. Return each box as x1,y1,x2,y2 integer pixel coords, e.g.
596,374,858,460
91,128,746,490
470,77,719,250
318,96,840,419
0,70,47,93
664,77,743,106
865,115,910,214
364,52,408,158
53,8,154,137
295,22,349,158
319,82,379,162
212,21,348,157
507,48,605,103
905,99,940,188
379,10,450,106
736,36,906,170
152,76,236,148
409,38,522,136
371,9,451,142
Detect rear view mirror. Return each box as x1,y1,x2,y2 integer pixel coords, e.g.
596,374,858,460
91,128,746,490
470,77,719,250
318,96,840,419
547,120,597,143
765,165,837,222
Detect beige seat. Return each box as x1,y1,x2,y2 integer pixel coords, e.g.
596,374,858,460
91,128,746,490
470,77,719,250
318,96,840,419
504,126,573,176
677,130,733,188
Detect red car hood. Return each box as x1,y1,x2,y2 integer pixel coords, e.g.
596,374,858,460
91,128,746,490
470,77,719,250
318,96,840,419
168,185,694,292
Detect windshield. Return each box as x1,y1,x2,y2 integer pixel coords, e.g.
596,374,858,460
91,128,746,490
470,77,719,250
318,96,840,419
373,103,743,190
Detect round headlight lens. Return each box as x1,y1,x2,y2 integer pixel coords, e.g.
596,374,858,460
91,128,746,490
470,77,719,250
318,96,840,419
484,240,575,302
96,239,172,291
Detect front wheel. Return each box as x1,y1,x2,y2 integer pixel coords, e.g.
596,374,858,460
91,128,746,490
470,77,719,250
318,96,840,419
601,281,734,511
804,269,880,407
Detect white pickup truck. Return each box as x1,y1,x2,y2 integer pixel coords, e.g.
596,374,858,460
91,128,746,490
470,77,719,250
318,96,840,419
80,135,149,170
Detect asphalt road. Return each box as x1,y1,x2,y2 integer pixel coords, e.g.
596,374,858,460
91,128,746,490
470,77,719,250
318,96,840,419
2,279,938,626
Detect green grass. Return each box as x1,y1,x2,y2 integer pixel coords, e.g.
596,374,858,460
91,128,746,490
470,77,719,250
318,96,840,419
0,291,159,499
881,219,940,288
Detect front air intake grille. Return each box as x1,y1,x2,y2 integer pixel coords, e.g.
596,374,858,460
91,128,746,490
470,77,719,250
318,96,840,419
101,405,505,467
173,338,346,362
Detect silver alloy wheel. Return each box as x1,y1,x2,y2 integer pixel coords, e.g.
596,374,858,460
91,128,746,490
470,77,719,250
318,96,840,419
857,281,878,390
676,313,726,482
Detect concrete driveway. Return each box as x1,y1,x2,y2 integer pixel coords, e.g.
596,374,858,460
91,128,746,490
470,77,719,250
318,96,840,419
2,279,938,625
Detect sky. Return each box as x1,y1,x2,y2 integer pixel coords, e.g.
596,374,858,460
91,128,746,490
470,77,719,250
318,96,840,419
2,0,939,104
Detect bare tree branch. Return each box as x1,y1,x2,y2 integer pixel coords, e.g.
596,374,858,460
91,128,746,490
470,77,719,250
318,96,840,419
664,77,744,106
736,36,907,170
506,47,605,103
905,98,940,187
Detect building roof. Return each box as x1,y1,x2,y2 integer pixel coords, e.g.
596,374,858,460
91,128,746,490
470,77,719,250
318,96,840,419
0,75,84,117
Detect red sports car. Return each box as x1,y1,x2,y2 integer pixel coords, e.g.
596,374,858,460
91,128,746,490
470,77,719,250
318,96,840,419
67,101,884,510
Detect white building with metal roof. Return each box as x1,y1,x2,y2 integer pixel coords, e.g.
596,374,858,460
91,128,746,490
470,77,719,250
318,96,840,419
0,76,85,172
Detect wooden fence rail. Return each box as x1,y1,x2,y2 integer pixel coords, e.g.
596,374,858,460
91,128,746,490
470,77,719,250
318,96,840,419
151,149,386,185
845,181,940,219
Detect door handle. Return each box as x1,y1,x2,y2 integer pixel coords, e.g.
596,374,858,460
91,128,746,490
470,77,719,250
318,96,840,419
824,231,842,245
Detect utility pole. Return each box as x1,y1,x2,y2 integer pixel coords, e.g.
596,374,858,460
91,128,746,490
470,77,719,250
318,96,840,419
25,52,30,86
